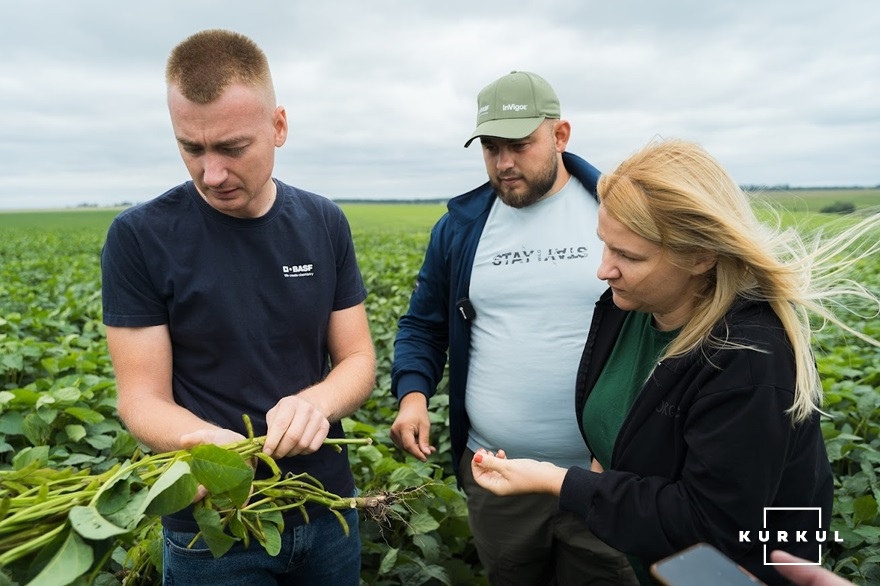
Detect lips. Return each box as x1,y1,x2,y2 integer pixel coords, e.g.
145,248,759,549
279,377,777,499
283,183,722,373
206,187,239,199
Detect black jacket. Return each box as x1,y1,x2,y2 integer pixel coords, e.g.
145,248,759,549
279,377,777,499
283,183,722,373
559,289,833,585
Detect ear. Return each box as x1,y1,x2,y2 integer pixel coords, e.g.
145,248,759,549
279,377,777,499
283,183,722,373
552,120,571,152
274,105,288,147
692,252,717,275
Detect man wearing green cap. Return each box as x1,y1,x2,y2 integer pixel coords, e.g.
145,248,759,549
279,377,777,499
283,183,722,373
390,71,637,584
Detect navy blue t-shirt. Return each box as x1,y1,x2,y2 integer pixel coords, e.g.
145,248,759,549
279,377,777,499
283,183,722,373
101,180,367,530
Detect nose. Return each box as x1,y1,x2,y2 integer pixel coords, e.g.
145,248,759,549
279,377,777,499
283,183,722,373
495,146,515,172
202,153,228,187
596,246,618,280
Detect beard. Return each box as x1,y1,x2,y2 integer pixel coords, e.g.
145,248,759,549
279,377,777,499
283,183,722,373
490,151,559,209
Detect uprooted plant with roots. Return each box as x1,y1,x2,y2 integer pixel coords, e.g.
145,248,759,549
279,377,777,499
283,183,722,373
0,415,426,585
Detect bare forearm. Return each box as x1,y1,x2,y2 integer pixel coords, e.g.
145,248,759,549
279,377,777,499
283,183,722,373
108,324,220,453
118,393,221,453
297,349,375,422
537,462,568,495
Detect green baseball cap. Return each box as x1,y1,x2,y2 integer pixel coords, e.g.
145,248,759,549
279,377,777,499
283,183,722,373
464,71,561,147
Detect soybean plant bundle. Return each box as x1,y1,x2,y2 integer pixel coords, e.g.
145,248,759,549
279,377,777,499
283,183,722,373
0,432,399,586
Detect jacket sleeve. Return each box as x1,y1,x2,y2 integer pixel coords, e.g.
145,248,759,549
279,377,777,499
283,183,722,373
560,341,801,563
390,214,454,402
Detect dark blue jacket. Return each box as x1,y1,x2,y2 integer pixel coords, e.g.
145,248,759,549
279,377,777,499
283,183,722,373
391,152,601,480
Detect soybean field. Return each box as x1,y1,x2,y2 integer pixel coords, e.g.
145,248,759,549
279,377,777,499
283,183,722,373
0,194,878,585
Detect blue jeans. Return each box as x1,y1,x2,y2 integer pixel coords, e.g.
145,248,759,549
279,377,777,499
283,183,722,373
163,506,360,585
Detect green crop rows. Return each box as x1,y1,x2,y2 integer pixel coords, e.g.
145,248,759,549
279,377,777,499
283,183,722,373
1,200,878,584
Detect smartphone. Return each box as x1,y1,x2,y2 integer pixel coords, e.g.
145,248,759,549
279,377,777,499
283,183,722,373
650,543,764,585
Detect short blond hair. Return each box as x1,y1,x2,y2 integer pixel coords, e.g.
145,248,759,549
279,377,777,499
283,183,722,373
165,29,273,103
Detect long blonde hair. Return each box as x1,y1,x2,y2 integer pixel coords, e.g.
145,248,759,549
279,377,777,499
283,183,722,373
598,138,880,423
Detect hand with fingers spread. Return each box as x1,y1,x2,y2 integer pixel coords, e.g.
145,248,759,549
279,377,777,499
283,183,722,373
390,392,436,461
470,448,568,496
263,394,331,458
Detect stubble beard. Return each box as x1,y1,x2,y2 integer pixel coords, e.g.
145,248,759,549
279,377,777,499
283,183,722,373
491,153,559,209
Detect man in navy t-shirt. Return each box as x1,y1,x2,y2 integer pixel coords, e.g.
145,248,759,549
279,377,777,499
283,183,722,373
101,29,375,585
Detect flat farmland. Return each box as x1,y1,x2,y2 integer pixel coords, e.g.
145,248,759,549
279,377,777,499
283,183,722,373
1,194,878,584
752,187,880,213
0,202,447,233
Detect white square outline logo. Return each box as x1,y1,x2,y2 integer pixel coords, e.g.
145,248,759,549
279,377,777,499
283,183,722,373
762,507,822,566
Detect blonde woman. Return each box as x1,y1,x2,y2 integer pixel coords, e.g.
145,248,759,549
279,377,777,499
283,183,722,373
470,139,880,585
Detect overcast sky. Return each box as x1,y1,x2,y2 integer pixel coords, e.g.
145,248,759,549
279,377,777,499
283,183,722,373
1,0,877,209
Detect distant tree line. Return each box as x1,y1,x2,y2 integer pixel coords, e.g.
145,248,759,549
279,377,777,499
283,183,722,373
741,184,880,191
74,187,880,210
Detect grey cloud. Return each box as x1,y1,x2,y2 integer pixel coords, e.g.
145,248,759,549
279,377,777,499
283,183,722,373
0,0,877,209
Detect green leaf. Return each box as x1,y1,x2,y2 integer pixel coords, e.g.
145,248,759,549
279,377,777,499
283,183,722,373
109,431,138,458
406,511,440,535
22,412,52,445
69,505,129,540
37,407,60,426
413,533,441,562
12,445,49,469
146,530,164,573
96,473,134,515
64,424,87,442
852,524,880,542
260,521,282,557
423,563,452,586
51,386,82,404
250,504,285,532
27,529,93,586
92,573,122,586
830,518,864,547
84,434,114,450
143,460,199,516
35,394,56,410
64,406,105,424
228,513,249,543
389,465,425,487
1,353,24,372
379,547,399,574
356,444,383,465
103,488,148,530
193,506,238,558
853,494,878,526
189,444,253,507
0,411,24,434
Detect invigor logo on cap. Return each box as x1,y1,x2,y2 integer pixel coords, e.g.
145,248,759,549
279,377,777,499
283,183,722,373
465,70,561,147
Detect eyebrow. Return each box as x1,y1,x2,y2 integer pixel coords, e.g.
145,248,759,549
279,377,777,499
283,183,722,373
597,230,645,259
176,135,251,149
